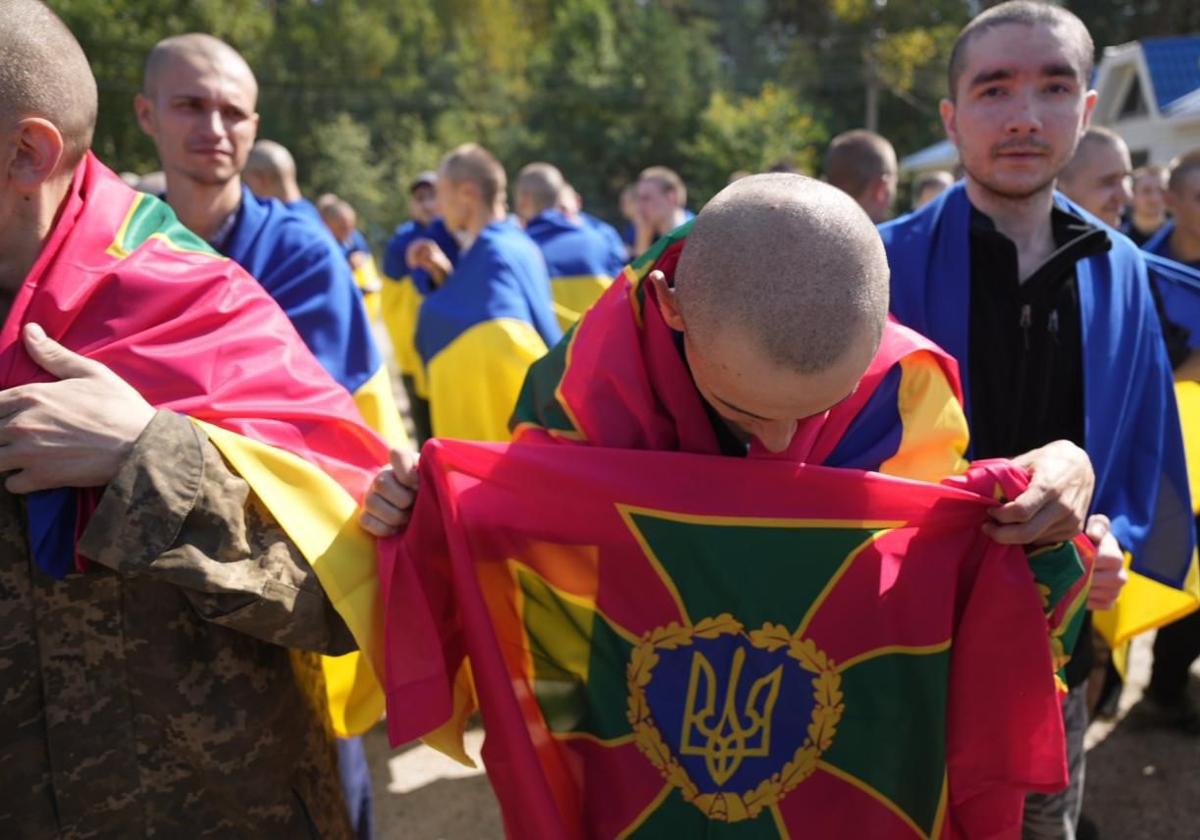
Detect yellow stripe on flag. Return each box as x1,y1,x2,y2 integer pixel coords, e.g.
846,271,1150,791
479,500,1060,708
1094,552,1200,656
193,419,385,737
354,364,410,450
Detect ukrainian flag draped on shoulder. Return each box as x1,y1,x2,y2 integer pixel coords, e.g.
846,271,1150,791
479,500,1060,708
221,185,407,449
880,182,1198,648
380,440,1092,839
11,155,390,736
524,209,623,330
512,223,970,483
416,218,561,441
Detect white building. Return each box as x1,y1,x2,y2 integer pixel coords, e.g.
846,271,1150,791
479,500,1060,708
899,36,1200,178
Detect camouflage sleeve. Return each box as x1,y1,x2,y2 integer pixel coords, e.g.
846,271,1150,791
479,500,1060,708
77,410,356,655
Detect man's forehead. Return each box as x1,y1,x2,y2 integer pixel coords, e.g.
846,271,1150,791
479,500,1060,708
964,22,1086,79
155,52,256,107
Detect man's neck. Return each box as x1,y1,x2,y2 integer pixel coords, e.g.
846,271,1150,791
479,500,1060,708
0,173,75,299
165,173,244,242
1169,225,1200,265
965,175,1057,282
1132,210,1164,235
462,202,506,241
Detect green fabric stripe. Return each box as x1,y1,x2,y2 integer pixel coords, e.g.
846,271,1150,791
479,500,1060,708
509,321,580,435
626,512,877,630
627,788,781,838
517,567,633,740
629,220,695,274
119,194,217,256
821,649,949,836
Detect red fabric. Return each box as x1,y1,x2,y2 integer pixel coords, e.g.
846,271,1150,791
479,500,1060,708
515,238,963,463
381,441,1087,839
1,153,387,499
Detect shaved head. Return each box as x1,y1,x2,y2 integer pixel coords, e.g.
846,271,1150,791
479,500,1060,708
1059,126,1126,184
0,0,98,169
244,139,298,201
824,131,897,197
675,174,888,374
516,162,564,218
440,143,506,207
143,33,257,105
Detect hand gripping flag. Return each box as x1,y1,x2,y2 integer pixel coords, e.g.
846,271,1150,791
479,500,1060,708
381,442,1092,840
8,153,390,736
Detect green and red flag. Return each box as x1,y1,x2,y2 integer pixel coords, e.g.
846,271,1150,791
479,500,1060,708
381,441,1091,839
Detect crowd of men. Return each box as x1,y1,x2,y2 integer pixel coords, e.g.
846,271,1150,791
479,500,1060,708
1,0,1199,838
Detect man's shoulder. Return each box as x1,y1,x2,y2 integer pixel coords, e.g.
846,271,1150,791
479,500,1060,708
238,193,345,271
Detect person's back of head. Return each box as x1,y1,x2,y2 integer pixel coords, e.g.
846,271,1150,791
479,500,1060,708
1057,126,1131,227
318,196,354,243
244,139,300,203
515,162,564,223
438,143,507,232
823,129,898,223
0,0,98,178
652,173,889,451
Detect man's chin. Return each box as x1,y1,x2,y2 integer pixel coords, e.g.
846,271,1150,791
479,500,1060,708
969,170,1057,202
179,166,237,188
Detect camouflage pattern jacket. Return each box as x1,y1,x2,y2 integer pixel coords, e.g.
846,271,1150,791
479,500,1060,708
0,411,355,839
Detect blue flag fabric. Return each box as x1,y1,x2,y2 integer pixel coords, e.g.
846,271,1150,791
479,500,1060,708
220,185,383,396
415,218,561,365
579,211,630,271
880,182,1194,589
1143,248,1200,348
526,209,626,279
382,218,460,289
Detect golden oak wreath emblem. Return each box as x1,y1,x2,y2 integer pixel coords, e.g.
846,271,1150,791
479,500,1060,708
626,613,844,822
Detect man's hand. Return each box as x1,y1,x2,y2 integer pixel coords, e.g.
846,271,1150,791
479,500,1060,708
0,323,155,493
984,440,1095,545
359,448,420,538
405,239,452,285
1084,513,1127,611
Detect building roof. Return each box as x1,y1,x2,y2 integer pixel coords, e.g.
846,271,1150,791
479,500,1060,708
1141,36,1200,112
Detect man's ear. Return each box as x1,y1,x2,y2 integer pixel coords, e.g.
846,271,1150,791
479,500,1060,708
939,98,957,148
133,92,156,138
9,118,65,193
649,269,685,331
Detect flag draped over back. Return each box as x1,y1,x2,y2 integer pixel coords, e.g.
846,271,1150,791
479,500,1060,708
9,153,389,733
381,440,1091,839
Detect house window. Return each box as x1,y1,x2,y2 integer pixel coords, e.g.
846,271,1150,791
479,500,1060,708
1117,76,1148,120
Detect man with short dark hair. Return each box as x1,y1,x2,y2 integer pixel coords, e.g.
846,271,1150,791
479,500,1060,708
824,129,899,223
1124,164,1170,245
380,172,458,445
881,4,1191,836
1145,152,1200,271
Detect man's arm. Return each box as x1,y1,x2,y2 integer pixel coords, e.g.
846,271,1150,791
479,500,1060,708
78,410,355,653
0,324,355,653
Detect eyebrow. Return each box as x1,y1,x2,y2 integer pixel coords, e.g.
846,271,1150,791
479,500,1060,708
710,391,772,422
968,63,1079,88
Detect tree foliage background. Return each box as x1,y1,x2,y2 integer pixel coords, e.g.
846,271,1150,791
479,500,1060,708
50,0,1200,238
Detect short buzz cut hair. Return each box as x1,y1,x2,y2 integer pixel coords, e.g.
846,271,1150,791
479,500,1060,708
0,0,98,170
639,165,687,208
947,1,1094,99
440,143,507,207
1168,149,1200,194
913,170,954,195
516,162,565,215
675,173,889,374
824,129,897,198
1059,126,1128,185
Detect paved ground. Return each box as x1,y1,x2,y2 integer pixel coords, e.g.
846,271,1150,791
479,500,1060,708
365,632,1200,839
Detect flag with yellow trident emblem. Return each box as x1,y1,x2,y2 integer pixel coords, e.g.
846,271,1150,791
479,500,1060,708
380,441,1092,840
